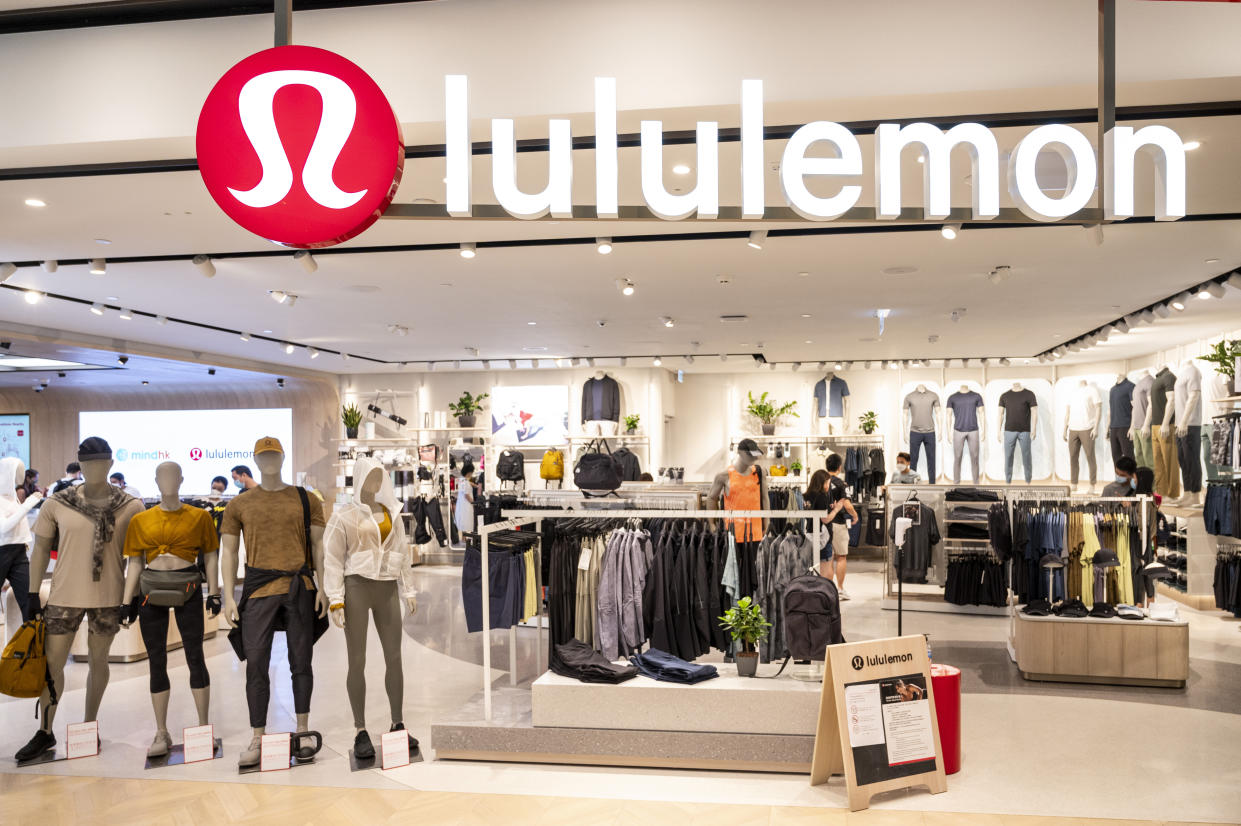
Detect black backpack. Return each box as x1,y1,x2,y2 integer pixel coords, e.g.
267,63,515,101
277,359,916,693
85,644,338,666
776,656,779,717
573,439,622,492
495,450,525,483
782,572,844,661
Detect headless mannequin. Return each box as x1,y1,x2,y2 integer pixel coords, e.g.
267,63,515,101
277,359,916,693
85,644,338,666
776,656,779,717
998,382,1038,484
708,449,769,536
327,465,418,754
1063,379,1102,493
220,449,327,764
23,459,122,747
814,372,849,435
903,384,940,483
946,384,984,484
583,370,620,436
120,462,219,756
1175,360,1203,506
1135,370,1155,443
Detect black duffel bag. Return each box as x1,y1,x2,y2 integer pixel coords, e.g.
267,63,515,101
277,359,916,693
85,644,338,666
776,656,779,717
574,439,621,492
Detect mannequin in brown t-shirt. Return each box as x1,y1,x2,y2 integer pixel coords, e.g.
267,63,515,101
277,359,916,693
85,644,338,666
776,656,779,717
220,438,327,768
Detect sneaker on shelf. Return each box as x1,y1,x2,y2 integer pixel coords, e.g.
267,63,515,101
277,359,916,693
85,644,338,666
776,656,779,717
839,589,852,601
238,736,261,768
353,730,375,760
390,722,420,753
15,729,56,762
147,730,172,758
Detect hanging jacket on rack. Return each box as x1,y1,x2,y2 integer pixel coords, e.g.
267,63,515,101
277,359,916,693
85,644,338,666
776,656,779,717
889,503,940,584
611,447,643,482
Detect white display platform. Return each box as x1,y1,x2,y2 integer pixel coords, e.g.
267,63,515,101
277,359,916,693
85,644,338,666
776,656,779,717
533,664,820,735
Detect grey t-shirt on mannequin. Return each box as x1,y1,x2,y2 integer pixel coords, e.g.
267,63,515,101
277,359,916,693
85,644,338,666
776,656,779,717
946,391,984,432
1132,374,1154,429
903,390,940,433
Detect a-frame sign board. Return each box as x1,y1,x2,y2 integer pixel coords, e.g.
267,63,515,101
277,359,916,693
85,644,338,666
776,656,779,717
809,635,947,811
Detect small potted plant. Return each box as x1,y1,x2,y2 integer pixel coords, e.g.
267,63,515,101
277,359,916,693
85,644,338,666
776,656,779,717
747,391,798,436
720,596,771,677
448,391,489,428
341,403,363,439
859,410,878,434
624,414,640,435
790,460,803,477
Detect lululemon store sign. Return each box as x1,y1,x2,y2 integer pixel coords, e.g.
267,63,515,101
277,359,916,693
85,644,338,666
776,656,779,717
197,47,1189,249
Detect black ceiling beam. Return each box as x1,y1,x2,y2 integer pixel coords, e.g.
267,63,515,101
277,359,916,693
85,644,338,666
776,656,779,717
3,100,1240,182
0,0,432,35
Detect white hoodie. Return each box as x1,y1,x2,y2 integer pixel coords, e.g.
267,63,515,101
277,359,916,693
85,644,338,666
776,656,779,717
0,456,38,547
323,456,416,606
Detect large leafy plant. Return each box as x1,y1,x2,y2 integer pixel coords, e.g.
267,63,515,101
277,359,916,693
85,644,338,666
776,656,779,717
448,391,489,417
746,391,799,425
1201,339,1241,380
719,596,771,653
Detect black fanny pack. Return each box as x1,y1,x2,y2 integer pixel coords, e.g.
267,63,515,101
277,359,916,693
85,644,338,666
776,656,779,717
139,566,202,607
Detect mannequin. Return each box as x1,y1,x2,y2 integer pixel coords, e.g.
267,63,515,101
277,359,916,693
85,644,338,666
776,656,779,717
708,439,769,599
1150,364,1180,498
998,382,1038,484
120,461,220,757
902,384,940,483
1063,380,1102,493
324,457,419,760
1174,360,1203,506
581,370,621,436
813,372,850,435
1108,374,1136,466
220,437,328,768
15,437,145,762
0,457,41,623
1130,370,1155,470
945,384,984,485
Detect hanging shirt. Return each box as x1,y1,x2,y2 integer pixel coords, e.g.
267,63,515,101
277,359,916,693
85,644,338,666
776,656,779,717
946,391,984,432
813,376,850,418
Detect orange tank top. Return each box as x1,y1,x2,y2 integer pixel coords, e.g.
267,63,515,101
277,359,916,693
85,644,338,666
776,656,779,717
724,466,762,543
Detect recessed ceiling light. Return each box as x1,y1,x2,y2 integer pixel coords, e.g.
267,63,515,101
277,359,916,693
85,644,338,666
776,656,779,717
882,266,919,275
797,272,809,278
672,163,691,175
662,317,675,328
262,329,273,334
94,238,111,245
804,339,812,344
801,313,812,318
527,321,537,326
917,155,926,164
1183,140,1201,151
1205,258,1220,264
24,198,46,208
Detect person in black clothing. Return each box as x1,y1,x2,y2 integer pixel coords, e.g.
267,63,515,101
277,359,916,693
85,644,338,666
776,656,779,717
50,462,82,494
825,454,857,599
805,470,846,578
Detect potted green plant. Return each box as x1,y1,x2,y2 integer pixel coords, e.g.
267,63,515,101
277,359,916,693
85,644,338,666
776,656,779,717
747,391,799,436
623,414,641,435
858,410,878,434
341,403,363,439
448,391,489,428
719,596,771,677
1201,338,1240,383
790,460,803,477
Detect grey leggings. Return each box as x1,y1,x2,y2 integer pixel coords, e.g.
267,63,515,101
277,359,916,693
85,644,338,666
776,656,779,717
344,575,404,729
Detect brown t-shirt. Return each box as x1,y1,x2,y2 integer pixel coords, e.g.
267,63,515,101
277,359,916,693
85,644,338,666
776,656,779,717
34,496,146,608
220,486,325,599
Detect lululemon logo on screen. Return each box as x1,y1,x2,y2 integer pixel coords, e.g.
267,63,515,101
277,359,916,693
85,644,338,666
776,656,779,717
851,655,865,671
189,448,203,462
196,46,404,249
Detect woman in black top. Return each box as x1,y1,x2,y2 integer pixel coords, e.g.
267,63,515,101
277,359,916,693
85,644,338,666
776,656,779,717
805,470,845,577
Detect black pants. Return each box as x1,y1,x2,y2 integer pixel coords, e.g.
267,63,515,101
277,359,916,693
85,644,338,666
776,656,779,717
410,498,448,545
1109,426,1134,463
0,544,30,623
1178,425,1203,494
240,589,316,728
139,582,208,693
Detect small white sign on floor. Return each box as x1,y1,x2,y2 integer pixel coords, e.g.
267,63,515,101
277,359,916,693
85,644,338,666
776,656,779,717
66,722,98,759
260,732,291,772
182,725,215,764
381,730,410,770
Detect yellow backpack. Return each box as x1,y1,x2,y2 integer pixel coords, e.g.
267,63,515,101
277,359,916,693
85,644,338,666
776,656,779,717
0,618,52,700
539,449,565,480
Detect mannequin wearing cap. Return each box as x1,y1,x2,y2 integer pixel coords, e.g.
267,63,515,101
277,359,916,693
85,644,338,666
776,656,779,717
219,437,328,768
324,458,419,760
0,457,42,623
1062,379,1102,493
15,437,145,762
708,439,770,552
120,461,220,758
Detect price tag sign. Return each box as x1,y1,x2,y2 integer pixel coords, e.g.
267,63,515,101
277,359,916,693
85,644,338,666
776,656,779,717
66,721,99,759
260,732,291,772
380,730,410,770
182,725,215,764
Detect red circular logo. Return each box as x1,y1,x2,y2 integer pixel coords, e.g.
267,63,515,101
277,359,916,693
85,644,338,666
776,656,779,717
189,448,203,462
196,46,404,249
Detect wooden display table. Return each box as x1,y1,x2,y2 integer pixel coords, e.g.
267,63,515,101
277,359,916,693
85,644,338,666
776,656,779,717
1012,611,1188,688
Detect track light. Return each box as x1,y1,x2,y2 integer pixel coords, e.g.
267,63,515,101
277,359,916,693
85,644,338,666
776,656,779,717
293,250,317,273
683,355,693,365
1153,304,1170,319
662,317,675,328
999,357,1011,366
1138,309,1156,324
889,361,900,370
208,368,216,376
118,308,133,320
1204,281,1227,299
284,343,295,354
240,332,251,342
155,315,168,325
653,356,662,367
1170,293,1189,311
720,354,728,362
270,290,287,303
0,263,16,282
791,362,801,372
309,348,320,359
1227,272,1241,290
90,258,106,275
619,357,627,366
617,278,636,296
508,359,517,369
459,242,476,259
117,356,128,365
596,237,613,255
1114,319,1130,334
89,302,104,315
941,223,961,240
277,378,285,388
1089,224,1105,246
41,260,57,273
834,361,843,370
192,255,216,278
747,230,766,250
24,290,41,305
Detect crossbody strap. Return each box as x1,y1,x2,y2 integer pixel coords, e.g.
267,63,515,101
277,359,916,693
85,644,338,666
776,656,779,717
296,486,312,567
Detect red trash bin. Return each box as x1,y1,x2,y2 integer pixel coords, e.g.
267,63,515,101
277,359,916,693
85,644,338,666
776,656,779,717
930,663,961,775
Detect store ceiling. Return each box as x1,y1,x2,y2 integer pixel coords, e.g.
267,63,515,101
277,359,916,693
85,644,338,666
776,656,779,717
2,0,1241,375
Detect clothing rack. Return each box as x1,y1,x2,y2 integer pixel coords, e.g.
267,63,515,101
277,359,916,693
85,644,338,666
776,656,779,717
476,516,543,722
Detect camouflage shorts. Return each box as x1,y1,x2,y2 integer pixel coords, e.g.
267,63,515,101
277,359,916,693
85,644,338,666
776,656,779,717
44,605,124,637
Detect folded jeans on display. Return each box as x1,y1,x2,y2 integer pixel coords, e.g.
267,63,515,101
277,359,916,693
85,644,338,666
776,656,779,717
629,647,719,684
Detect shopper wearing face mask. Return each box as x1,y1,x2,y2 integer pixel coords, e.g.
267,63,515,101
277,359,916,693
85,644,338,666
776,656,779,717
889,452,921,485
1101,456,1139,497
205,475,230,535
230,465,258,492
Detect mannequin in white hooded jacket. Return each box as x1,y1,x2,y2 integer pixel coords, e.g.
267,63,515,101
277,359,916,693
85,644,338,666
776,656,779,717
324,458,419,759
0,457,42,623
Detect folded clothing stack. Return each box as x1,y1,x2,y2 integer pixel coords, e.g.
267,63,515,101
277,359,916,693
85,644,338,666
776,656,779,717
629,648,719,684
551,640,639,684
